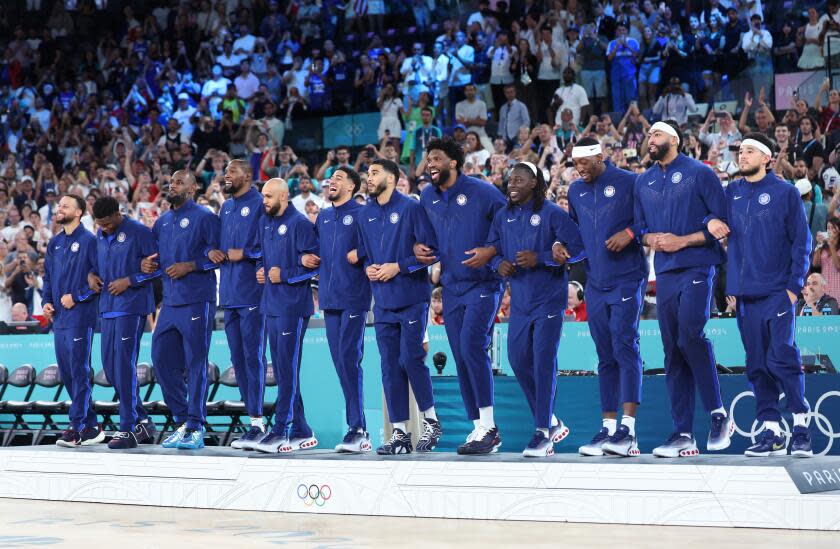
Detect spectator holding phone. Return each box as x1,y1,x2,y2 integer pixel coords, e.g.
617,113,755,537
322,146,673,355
813,218,840,300
699,108,741,164
797,273,840,316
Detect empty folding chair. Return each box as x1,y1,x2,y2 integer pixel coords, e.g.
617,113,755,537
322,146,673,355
30,365,67,445
92,369,119,432
0,365,36,446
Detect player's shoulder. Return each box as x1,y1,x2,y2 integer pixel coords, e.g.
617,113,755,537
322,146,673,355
568,178,585,195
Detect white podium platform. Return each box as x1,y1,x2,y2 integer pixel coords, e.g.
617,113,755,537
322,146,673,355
0,446,838,530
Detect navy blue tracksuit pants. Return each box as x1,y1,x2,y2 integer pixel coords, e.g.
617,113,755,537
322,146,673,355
442,289,500,421
324,309,367,430
54,327,97,430
266,315,312,438
586,280,645,412
656,266,723,434
101,315,149,431
374,302,435,424
224,306,266,418
151,302,215,430
736,293,808,422
507,313,564,430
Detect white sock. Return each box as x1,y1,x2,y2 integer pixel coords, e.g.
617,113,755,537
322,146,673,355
711,407,727,417
679,432,692,438
473,419,480,430
479,406,495,429
538,427,549,437
793,413,807,427
423,407,437,421
393,422,408,433
551,415,559,427
356,426,365,434
764,421,782,437
250,417,265,431
621,416,636,437
603,418,617,436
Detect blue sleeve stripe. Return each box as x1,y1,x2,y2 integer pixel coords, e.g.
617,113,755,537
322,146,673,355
407,260,439,273
247,250,263,259
135,269,162,282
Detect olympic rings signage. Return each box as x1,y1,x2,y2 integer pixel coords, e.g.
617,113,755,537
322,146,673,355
729,390,840,456
297,484,332,507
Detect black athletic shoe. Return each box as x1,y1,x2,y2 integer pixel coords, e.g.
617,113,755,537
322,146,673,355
133,420,157,444
108,431,139,449
56,427,81,448
415,418,442,452
79,424,105,446
377,428,413,455
457,426,501,455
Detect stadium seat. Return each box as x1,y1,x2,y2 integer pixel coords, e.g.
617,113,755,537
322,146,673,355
93,369,119,431
30,365,68,444
2,365,62,446
0,365,8,401
207,366,249,446
0,364,35,446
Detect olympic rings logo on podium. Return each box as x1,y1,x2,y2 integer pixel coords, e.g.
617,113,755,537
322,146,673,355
729,390,840,456
297,484,332,506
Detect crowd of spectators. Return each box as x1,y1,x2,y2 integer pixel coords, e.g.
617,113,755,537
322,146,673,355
2,0,840,328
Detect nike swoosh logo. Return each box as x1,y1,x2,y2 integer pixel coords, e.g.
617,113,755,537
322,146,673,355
734,196,743,200
506,218,516,222
547,314,557,319
432,200,440,204
122,337,131,341
692,280,703,285
191,316,200,321
480,294,490,298
648,181,654,186
622,297,632,302
349,314,359,318
368,218,377,222
73,337,83,342
282,331,292,335
248,306,258,311
323,219,331,223
579,192,588,197
777,311,788,317
224,210,230,214
55,245,62,249
409,320,418,324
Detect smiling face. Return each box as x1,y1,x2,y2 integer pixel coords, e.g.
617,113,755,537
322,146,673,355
572,154,604,184
328,169,354,203
224,161,248,195
426,149,457,187
507,166,536,204
55,196,83,226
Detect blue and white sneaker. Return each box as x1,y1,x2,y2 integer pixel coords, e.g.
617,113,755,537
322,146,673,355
707,412,734,451
254,431,292,454
579,428,610,456
161,424,187,448
79,424,105,446
522,430,554,458
289,433,318,451
415,418,442,452
335,429,372,453
653,433,699,458
745,429,787,457
602,425,640,457
548,420,570,444
231,426,266,450
177,427,205,450
457,426,502,455
789,425,813,458
377,428,413,455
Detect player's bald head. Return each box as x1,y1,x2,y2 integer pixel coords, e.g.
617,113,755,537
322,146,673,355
262,178,289,216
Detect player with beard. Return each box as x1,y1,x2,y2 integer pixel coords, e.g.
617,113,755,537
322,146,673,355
306,167,374,453
88,196,159,449
634,121,733,458
485,163,584,457
252,178,320,454
565,137,648,457
354,159,441,455
44,194,104,448
414,136,506,455
141,171,221,450
721,133,813,457
211,160,268,450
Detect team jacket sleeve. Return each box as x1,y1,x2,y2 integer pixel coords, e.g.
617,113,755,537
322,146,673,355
130,226,162,287
544,208,585,266
785,187,812,295
75,238,99,302
698,167,728,241
256,226,265,271
286,219,320,282
632,175,649,238
355,221,369,267
194,213,222,271
398,205,432,273
485,210,503,272
244,210,264,260
41,243,53,306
